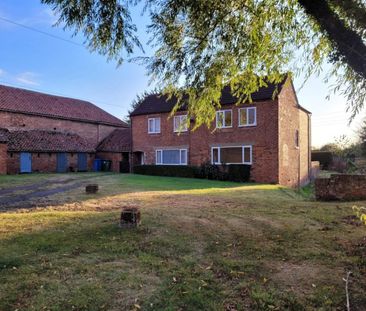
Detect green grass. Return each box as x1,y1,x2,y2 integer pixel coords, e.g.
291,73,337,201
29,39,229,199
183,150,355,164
0,173,366,310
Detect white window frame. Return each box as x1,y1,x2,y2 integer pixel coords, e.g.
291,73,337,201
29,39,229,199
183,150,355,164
211,145,252,165
148,117,161,134
216,109,232,129
238,107,257,127
173,115,188,133
155,149,188,165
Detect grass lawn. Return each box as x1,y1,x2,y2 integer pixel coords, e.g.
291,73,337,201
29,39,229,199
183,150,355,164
0,173,365,310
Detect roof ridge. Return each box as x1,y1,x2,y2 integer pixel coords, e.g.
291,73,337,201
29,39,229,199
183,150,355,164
0,84,127,127
0,83,93,104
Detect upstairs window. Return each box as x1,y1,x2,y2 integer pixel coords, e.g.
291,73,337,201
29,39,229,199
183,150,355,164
239,107,257,127
216,110,232,128
211,146,252,165
295,130,299,148
148,117,161,134
156,149,187,165
174,115,188,132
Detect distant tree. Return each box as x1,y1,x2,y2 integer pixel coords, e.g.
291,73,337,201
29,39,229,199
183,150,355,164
42,0,366,127
319,143,342,153
358,117,366,156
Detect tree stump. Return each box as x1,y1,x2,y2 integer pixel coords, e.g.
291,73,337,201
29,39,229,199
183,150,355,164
85,184,98,194
120,208,141,228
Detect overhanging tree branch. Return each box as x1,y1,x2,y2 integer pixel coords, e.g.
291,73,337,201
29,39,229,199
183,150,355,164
298,0,366,79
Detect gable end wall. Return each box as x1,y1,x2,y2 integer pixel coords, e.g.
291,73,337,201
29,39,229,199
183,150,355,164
278,81,310,187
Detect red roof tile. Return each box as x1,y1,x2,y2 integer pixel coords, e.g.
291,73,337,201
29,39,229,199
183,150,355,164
97,128,131,152
7,130,95,152
0,84,127,127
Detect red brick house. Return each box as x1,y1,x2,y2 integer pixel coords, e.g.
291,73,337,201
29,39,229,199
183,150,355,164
0,85,128,174
130,79,311,187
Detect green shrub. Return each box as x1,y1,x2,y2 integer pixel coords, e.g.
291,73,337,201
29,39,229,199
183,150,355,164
311,151,333,169
133,163,251,182
196,162,228,180
227,164,251,182
133,165,198,178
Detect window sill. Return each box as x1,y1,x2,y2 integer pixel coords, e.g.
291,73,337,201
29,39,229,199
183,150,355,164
155,163,188,166
212,162,252,165
238,124,257,128
216,126,233,130
173,131,188,134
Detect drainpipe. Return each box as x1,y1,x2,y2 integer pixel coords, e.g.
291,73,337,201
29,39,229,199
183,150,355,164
298,138,301,190
308,114,312,181
130,116,133,173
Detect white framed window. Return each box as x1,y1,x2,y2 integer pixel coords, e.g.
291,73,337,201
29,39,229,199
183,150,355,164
211,146,252,165
174,115,188,132
148,117,161,134
239,107,257,127
216,110,232,128
156,149,188,165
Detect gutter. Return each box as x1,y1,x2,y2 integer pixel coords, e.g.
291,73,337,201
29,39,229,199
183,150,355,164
130,115,134,173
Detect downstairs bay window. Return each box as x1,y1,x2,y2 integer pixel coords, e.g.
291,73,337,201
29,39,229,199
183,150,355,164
156,149,188,165
211,146,252,165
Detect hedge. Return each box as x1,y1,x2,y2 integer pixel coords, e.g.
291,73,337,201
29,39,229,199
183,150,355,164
311,151,333,169
133,165,198,178
133,163,251,182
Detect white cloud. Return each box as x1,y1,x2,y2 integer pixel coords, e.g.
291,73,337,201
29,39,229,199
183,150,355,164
0,68,5,77
16,72,40,86
18,8,59,28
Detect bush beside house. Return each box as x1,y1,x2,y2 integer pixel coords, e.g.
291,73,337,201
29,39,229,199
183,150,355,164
133,163,251,182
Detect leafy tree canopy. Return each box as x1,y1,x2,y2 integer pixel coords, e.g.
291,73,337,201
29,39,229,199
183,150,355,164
42,0,366,127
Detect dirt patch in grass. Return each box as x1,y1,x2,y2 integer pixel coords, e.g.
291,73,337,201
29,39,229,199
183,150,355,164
341,215,363,227
268,261,343,295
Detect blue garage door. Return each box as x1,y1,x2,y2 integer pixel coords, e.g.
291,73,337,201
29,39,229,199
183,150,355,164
77,153,87,172
20,152,32,173
56,153,68,173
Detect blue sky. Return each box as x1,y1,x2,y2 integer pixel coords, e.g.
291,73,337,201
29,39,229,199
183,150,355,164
0,0,364,147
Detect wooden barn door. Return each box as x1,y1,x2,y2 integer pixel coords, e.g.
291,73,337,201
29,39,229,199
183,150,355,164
56,153,68,173
77,153,87,172
20,152,32,173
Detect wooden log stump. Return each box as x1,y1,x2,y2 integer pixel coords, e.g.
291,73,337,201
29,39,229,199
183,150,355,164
86,184,98,194
120,208,141,228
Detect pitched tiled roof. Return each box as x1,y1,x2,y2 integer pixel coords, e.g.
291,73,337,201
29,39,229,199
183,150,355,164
0,128,9,143
97,128,131,152
130,82,285,116
7,130,95,152
0,85,127,127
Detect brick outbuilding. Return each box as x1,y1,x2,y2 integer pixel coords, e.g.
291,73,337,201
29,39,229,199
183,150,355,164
0,84,128,174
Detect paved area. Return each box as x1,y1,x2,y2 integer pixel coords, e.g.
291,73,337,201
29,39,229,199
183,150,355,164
0,174,107,210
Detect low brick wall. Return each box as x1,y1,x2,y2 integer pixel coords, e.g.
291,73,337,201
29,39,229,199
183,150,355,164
315,174,366,201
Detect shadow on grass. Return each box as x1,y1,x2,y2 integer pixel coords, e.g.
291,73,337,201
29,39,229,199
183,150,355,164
0,173,289,212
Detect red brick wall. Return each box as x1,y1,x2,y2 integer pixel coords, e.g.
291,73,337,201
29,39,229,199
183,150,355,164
7,152,94,174
96,152,125,172
315,174,366,201
132,100,280,184
299,109,311,185
278,82,310,187
0,111,120,145
0,143,7,174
